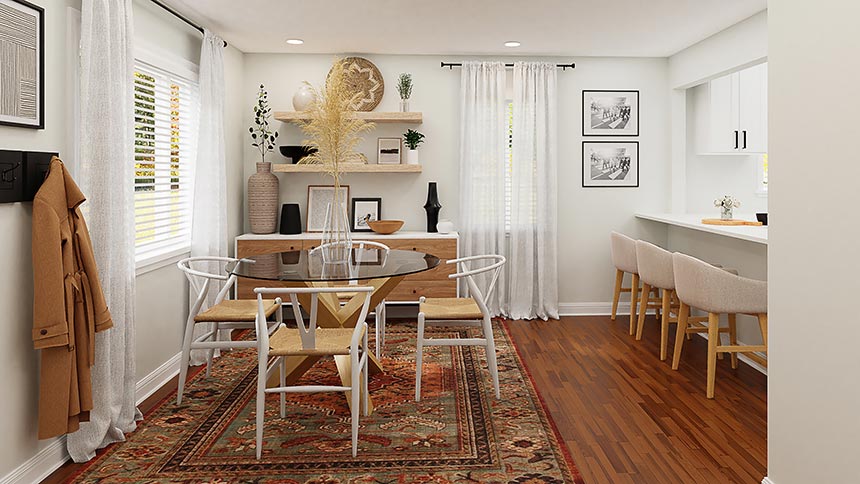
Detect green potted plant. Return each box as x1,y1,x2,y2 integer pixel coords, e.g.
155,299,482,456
247,84,280,234
397,73,412,112
403,129,425,165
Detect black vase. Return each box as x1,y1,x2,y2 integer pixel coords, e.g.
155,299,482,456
279,203,302,234
424,182,442,233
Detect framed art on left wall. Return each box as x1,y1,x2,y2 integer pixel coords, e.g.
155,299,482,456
0,0,44,129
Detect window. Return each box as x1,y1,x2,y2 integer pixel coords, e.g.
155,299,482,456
505,100,513,231
133,59,198,265
757,153,768,195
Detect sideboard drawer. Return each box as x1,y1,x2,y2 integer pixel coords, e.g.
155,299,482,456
384,239,457,259
387,279,457,301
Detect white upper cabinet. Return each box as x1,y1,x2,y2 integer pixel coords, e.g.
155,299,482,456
695,62,768,154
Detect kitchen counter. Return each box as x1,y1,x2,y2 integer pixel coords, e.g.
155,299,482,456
635,213,767,245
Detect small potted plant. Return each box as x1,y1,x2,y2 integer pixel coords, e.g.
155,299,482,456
397,73,413,112
714,195,740,220
403,129,425,165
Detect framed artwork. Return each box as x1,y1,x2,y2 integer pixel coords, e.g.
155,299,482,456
582,90,638,136
0,0,44,129
351,197,381,232
377,137,402,164
582,141,639,188
306,185,350,232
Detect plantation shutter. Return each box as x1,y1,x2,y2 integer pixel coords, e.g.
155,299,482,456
133,59,199,263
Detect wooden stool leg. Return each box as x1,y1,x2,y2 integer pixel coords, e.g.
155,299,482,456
672,302,689,370
635,283,651,340
728,314,738,369
611,269,623,321
706,312,720,399
758,314,768,347
629,274,639,335
660,289,671,361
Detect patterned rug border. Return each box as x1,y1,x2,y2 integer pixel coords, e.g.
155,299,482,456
66,320,585,483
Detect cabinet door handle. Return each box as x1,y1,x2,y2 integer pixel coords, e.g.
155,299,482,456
742,130,747,149
734,130,739,149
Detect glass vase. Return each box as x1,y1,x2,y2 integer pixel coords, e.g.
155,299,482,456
321,200,352,264
721,206,733,220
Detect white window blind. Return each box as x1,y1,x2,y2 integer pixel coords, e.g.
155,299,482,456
133,59,198,264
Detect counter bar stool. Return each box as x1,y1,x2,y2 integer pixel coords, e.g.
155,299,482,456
610,232,659,335
672,253,768,398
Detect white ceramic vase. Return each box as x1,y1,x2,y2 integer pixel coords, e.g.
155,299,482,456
436,219,455,233
399,99,410,112
406,149,419,165
292,85,316,111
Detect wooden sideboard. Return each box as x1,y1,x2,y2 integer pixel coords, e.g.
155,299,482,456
234,232,459,302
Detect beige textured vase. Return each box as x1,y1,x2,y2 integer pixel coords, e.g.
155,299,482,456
248,162,279,234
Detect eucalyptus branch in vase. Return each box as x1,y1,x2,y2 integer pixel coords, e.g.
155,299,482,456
249,84,278,163
397,73,413,112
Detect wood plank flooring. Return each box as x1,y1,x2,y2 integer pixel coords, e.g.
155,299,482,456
42,314,766,483
506,315,766,484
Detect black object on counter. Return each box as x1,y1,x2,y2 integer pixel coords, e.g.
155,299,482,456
424,182,442,232
755,213,768,226
279,203,302,234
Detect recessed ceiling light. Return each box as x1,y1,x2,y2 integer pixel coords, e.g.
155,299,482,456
286,39,304,45
504,41,521,47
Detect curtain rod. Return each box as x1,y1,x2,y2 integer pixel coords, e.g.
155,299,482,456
149,0,228,47
440,61,575,70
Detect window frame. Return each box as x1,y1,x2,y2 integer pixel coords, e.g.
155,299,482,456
755,153,768,197
132,44,199,274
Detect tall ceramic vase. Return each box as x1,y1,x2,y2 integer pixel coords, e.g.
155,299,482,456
248,162,279,234
424,182,442,233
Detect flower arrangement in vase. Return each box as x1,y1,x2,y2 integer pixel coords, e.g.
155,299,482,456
247,85,280,234
714,195,741,220
403,129,425,165
397,73,413,112
298,60,374,261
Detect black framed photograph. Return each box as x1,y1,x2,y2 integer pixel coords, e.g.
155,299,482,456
582,141,639,188
582,90,638,136
377,138,401,164
0,0,44,129
306,185,350,232
351,197,381,232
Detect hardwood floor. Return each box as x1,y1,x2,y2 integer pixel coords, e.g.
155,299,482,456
506,315,766,484
42,314,766,484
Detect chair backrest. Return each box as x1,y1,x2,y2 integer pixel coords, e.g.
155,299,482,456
177,256,239,318
635,240,674,289
448,255,506,318
310,240,391,253
253,285,373,352
672,252,767,315
610,231,638,274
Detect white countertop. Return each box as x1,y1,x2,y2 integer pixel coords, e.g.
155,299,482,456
635,213,767,245
237,231,459,240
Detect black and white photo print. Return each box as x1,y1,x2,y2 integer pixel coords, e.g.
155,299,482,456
582,90,638,136
582,141,639,187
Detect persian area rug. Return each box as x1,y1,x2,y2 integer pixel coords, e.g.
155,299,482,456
69,322,583,483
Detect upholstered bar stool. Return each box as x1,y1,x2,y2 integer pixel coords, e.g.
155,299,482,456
610,232,659,335
672,253,768,398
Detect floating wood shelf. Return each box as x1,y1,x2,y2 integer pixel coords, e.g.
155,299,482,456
274,111,423,124
272,163,422,173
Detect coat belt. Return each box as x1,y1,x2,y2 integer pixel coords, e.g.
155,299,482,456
66,270,96,365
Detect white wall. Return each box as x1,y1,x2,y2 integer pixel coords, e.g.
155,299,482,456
768,1,860,483
0,2,247,481
240,54,671,305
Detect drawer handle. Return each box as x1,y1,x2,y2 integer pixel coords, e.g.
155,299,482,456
412,247,417,251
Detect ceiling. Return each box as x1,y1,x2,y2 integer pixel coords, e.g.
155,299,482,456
164,0,766,57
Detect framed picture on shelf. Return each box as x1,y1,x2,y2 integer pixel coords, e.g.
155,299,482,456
582,141,639,188
0,0,44,129
306,185,350,232
377,137,402,164
351,197,381,232
582,90,638,136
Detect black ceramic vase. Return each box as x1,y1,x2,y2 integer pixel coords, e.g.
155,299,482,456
279,203,302,234
424,182,442,232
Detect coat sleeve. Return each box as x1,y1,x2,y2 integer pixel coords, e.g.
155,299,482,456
32,199,70,349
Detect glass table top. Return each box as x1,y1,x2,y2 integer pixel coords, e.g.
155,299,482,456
227,248,440,282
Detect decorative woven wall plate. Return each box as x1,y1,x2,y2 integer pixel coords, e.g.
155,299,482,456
330,57,384,111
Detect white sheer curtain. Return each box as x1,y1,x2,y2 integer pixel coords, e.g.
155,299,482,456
68,0,140,462
509,62,558,320
189,29,228,365
458,61,508,315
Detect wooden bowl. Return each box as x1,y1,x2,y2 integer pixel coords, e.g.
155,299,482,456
367,220,404,235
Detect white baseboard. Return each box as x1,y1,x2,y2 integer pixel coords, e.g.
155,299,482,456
558,302,767,375
762,477,775,484
0,352,182,484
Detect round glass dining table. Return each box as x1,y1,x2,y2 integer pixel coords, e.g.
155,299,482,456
227,248,441,414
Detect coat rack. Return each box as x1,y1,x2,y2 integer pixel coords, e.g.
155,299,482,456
0,150,56,203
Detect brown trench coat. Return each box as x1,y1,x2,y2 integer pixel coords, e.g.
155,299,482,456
32,157,113,439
